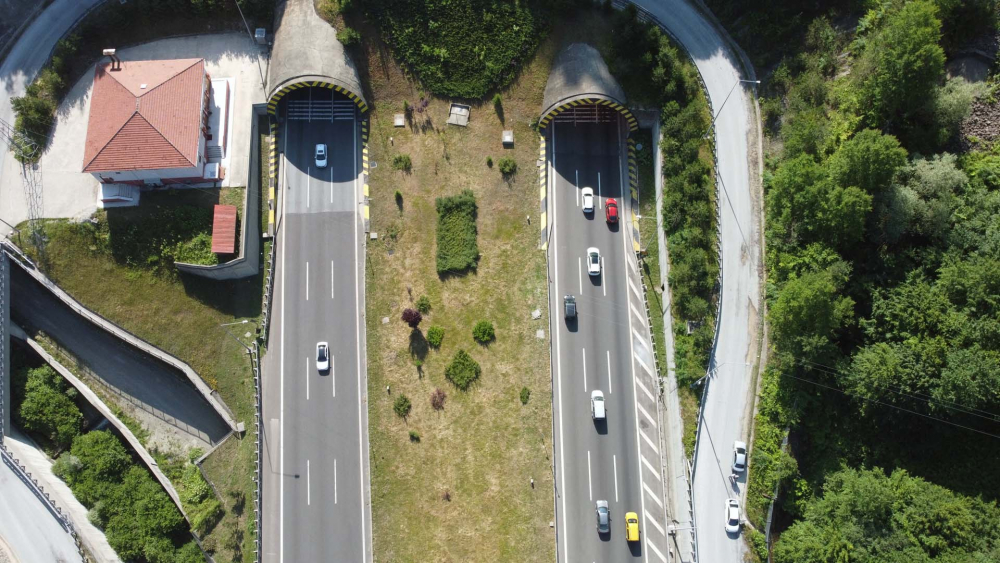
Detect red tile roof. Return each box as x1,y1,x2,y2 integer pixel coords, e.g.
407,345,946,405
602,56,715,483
211,205,238,254
83,59,206,173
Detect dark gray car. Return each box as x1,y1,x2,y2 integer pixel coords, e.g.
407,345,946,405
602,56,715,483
596,500,610,534
564,294,577,319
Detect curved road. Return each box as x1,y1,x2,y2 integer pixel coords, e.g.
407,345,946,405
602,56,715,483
629,1,761,562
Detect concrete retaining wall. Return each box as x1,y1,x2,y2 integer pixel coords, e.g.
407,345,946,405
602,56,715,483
175,105,265,280
1,250,9,440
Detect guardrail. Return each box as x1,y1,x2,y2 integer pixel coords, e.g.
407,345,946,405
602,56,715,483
0,443,85,561
1,248,7,441
251,341,263,563
261,228,277,345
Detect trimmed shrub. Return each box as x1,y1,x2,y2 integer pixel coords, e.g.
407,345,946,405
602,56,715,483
435,190,479,274
472,320,495,344
415,295,432,314
408,430,421,442
401,308,422,328
430,388,446,410
337,26,361,46
426,326,445,348
392,154,412,172
497,157,517,176
395,190,403,209
486,156,493,168
520,387,530,405
445,349,481,390
394,395,412,418
492,93,503,108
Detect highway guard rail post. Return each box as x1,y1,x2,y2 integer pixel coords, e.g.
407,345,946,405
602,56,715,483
611,3,726,560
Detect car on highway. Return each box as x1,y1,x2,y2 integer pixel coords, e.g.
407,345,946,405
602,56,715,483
596,500,610,534
624,511,640,542
606,198,618,223
587,247,601,276
591,390,605,420
316,342,330,372
732,441,747,473
564,294,577,319
725,498,741,534
582,187,594,213
315,143,328,168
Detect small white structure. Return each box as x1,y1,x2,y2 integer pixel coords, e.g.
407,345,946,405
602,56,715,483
502,130,514,146
446,103,471,127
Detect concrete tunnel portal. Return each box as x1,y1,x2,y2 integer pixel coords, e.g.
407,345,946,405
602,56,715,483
539,43,637,133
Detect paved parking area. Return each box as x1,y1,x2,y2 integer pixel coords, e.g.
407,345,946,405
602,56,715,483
0,31,266,236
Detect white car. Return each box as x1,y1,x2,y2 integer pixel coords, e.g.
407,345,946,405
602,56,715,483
315,143,328,168
725,498,741,534
732,441,747,473
587,247,601,276
582,187,594,213
591,390,605,420
316,342,330,372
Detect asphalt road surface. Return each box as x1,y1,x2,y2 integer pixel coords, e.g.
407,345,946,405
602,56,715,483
549,119,670,563
632,1,762,561
8,264,231,446
262,89,372,562
0,452,81,563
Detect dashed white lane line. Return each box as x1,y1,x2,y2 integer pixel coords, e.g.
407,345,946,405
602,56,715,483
637,402,657,428
646,537,668,562
644,510,666,536
601,257,606,297
578,257,583,294
582,348,588,392
307,459,311,506
643,483,664,508
639,428,659,454
635,375,656,402
334,458,338,505
607,350,612,395
331,354,336,398
641,455,662,481
305,357,310,401
587,450,593,501
613,454,619,502
330,260,335,300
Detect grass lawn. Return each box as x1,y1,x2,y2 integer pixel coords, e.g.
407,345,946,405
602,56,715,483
18,115,270,561
358,9,618,561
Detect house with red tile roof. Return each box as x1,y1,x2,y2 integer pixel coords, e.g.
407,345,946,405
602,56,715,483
82,58,223,194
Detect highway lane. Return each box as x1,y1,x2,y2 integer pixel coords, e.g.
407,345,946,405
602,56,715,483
550,119,667,562
262,90,371,562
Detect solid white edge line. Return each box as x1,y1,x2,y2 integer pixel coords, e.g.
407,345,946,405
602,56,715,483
602,257,606,297
552,122,570,563
620,122,650,563
582,348,587,393
587,450,592,501
613,454,619,503
279,144,287,562
332,354,336,398
607,351,612,395
578,257,582,295
353,113,368,561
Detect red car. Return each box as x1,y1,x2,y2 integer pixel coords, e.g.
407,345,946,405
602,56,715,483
605,198,619,223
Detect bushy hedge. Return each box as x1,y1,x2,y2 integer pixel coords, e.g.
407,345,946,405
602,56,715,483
444,349,481,390
13,364,82,452
426,326,445,348
435,190,479,274
472,320,495,344
361,0,557,98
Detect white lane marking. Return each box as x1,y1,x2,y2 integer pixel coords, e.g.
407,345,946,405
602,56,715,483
618,122,650,563
631,328,649,351
635,376,656,402
307,165,311,208
578,257,583,294
587,450,593,501
602,257,606,297
630,302,645,326
279,140,288,562
644,511,666,536
306,357,310,400
635,353,654,377
637,402,657,428
330,165,334,203
582,348,587,392
639,428,659,454
307,459,311,506
641,455,662,481
644,483,664,508
551,123,570,563
305,261,309,301
627,275,642,300
607,351,612,395
598,171,602,207
331,354,336,398
334,458,338,504
331,260,335,300
575,169,579,205
613,454,619,503
353,114,369,556
646,538,668,562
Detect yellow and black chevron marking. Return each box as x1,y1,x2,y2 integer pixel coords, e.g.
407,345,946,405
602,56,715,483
538,97,638,132
267,81,368,115
628,138,640,252
268,120,277,235
361,119,370,232
539,133,548,250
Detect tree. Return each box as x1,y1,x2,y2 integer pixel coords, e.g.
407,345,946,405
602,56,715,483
401,308,422,328
64,430,132,506
445,349,481,390
828,129,907,197
852,1,945,133
769,269,854,361
16,365,82,450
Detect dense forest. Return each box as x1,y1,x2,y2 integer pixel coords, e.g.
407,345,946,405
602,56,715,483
702,0,1000,560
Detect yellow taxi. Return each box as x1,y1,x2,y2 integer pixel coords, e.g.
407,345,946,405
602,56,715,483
624,511,640,542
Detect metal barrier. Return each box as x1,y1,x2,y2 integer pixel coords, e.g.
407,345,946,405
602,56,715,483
251,341,263,563
261,233,277,345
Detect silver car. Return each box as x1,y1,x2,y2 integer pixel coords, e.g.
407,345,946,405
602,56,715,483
596,500,610,534
315,143,328,168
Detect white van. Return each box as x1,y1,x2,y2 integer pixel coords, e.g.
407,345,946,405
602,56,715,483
591,390,605,420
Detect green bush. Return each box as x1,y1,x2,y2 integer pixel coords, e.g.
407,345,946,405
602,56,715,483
392,154,412,172
408,430,421,442
435,189,479,274
486,156,493,168
497,157,517,176
415,295,431,314
520,387,530,405
492,93,502,108
426,325,445,348
15,365,82,451
180,464,223,535
337,26,361,46
445,349,481,390
174,232,219,264
394,394,412,418
472,320,495,344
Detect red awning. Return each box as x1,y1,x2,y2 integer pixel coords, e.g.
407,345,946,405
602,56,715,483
211,204,237,254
